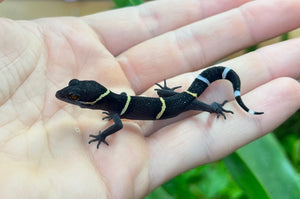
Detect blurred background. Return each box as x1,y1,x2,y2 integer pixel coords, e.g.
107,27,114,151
0,1,299,199
0,0,114,19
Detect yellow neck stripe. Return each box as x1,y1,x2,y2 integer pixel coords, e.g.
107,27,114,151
80,89,110,105
120,94,131,116
156,97,166,120
185,90,197,98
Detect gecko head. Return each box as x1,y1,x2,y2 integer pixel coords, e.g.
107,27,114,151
56,79,109,107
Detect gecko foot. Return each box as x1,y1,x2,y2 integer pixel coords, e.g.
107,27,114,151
211,100,234,119
89,132,109,148
102,112,113,120
154,79,182,97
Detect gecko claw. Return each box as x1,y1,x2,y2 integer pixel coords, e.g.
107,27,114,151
102,112,113,120
211,100,234,120
89,132,109,148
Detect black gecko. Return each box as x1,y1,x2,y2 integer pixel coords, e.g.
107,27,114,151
56,66,263,148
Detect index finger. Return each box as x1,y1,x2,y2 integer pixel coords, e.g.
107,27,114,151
82,0,250,55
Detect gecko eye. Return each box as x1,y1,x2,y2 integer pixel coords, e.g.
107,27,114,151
70,94,79,101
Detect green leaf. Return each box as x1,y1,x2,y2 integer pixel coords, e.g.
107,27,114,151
224,133,300,199
224,153,269,199
246,45,258,52
281,33,289,41
274,110,300,170
113,0,144,8
148,162,245,199
145,186,173,199
128,0,144,6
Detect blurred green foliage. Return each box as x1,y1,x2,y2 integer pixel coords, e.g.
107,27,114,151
112,0,144,7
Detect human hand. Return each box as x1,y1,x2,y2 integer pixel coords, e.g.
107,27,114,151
0,0,299,198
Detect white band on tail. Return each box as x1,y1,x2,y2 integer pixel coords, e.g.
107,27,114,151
222,67,231,79
248,109,255,115
234,90,241,97
197,75,210,85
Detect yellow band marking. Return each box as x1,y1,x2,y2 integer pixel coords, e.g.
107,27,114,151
185,90,197,98
156,97,166,120
80,89,110,105
120,94,131,116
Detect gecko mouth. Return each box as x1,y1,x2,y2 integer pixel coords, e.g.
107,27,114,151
55,89,74,104
55,89,65,101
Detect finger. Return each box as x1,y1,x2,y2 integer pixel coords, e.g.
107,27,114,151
82,0,250,55
118,0,300,93
223,37,300,92
196,37,300,104
140,37,300,137
147,77,300,191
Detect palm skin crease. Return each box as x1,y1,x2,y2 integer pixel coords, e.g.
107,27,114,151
0,0,300,198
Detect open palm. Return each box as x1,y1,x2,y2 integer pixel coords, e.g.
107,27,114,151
0,0,300,198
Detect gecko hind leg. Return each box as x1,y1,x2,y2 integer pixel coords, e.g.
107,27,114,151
210,100,234,119
187,100,234,119
154,79,182,97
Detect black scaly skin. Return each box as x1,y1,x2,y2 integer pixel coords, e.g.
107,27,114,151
56,66,263,148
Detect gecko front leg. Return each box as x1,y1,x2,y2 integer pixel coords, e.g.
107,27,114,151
88,113,123,148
